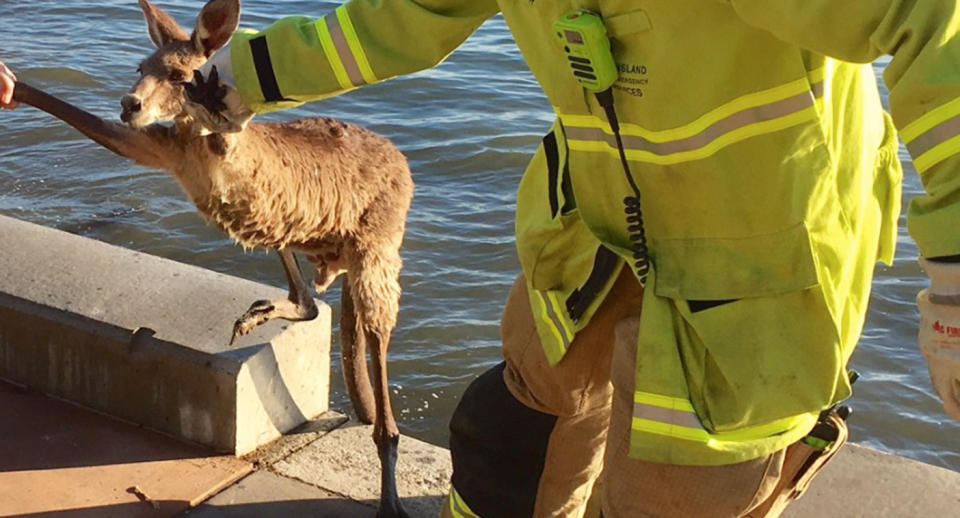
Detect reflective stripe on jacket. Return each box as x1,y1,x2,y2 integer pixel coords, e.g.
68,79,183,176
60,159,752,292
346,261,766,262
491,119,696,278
227,0,960,465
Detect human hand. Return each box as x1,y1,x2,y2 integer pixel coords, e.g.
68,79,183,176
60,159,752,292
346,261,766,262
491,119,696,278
917,258,960,421
0,58,19,110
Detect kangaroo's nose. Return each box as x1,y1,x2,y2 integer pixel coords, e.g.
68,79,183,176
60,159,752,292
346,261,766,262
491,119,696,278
120,95,142,122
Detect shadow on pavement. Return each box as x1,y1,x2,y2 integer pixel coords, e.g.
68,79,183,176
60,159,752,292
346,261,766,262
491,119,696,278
186,495,445,517
0,378,217,472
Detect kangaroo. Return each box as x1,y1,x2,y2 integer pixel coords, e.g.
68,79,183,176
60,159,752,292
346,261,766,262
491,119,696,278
11,0,414,516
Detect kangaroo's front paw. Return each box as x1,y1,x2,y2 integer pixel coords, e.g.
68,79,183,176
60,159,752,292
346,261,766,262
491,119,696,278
185,66,228,113
230,299,275,345
183,66,253,134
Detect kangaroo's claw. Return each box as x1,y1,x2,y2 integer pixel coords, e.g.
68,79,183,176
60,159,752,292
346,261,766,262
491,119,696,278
183,65,254,135
183,66,252,135
185,66,228,113
229,299,275,345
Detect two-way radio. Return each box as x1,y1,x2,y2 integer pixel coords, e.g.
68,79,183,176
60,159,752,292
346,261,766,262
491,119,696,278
554,11,650,284
554,11,619,92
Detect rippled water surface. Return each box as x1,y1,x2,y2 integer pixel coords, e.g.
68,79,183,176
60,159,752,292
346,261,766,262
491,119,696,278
1,2,957,472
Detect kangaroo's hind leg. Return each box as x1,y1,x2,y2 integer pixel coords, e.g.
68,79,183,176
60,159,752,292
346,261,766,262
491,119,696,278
351,247,408,518
231,248,319,345
340,273,376,424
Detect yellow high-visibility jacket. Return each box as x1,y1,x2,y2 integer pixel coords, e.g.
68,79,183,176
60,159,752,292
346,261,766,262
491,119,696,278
227,0,959,465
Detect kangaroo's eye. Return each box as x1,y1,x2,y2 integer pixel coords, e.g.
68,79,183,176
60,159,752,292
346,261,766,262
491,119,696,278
169,70,187,82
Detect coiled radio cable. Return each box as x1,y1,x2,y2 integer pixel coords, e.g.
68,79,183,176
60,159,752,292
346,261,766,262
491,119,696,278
595,88,650,284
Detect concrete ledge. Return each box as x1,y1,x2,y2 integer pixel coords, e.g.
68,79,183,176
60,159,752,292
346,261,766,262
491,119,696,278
784,444,960,517
0,215,331,454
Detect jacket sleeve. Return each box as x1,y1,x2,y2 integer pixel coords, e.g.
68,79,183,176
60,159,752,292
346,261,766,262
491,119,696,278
727,0,960,259
228,0,499,114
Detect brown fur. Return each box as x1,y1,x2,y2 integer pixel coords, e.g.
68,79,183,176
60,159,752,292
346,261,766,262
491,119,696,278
14,1,414,516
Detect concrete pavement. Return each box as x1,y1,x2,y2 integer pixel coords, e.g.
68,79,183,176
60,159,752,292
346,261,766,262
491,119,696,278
3,377,959,518
0,377,449,518
192,415,960,518
189,418,452,518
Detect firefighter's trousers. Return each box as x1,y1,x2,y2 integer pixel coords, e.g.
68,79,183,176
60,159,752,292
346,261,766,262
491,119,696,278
442,269,841,518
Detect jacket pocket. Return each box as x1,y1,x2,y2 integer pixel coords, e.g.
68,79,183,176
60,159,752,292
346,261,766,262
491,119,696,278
655,224,849,432
652,222,819,301
675,285,846,433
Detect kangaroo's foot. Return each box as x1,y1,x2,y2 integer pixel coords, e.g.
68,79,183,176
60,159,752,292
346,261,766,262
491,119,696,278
230,297,318,345
375,503,410,518
364,325,407,518
375,434,409,518
229,248,318,345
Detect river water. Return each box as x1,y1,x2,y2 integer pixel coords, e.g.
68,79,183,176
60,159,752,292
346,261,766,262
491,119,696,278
0,1,957,472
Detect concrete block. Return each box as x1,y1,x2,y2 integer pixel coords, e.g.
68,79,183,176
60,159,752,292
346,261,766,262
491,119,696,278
0,214,331,454
273,421,452,518
231,319,332,455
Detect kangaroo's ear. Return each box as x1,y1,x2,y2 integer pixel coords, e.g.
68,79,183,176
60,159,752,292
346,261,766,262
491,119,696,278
138,0,189,48
192,0,241,58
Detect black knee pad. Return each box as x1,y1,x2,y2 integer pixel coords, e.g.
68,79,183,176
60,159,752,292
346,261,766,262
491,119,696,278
449,362,558,518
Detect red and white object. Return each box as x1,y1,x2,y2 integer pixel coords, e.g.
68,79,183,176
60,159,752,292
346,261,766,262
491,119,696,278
917,258,960,421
